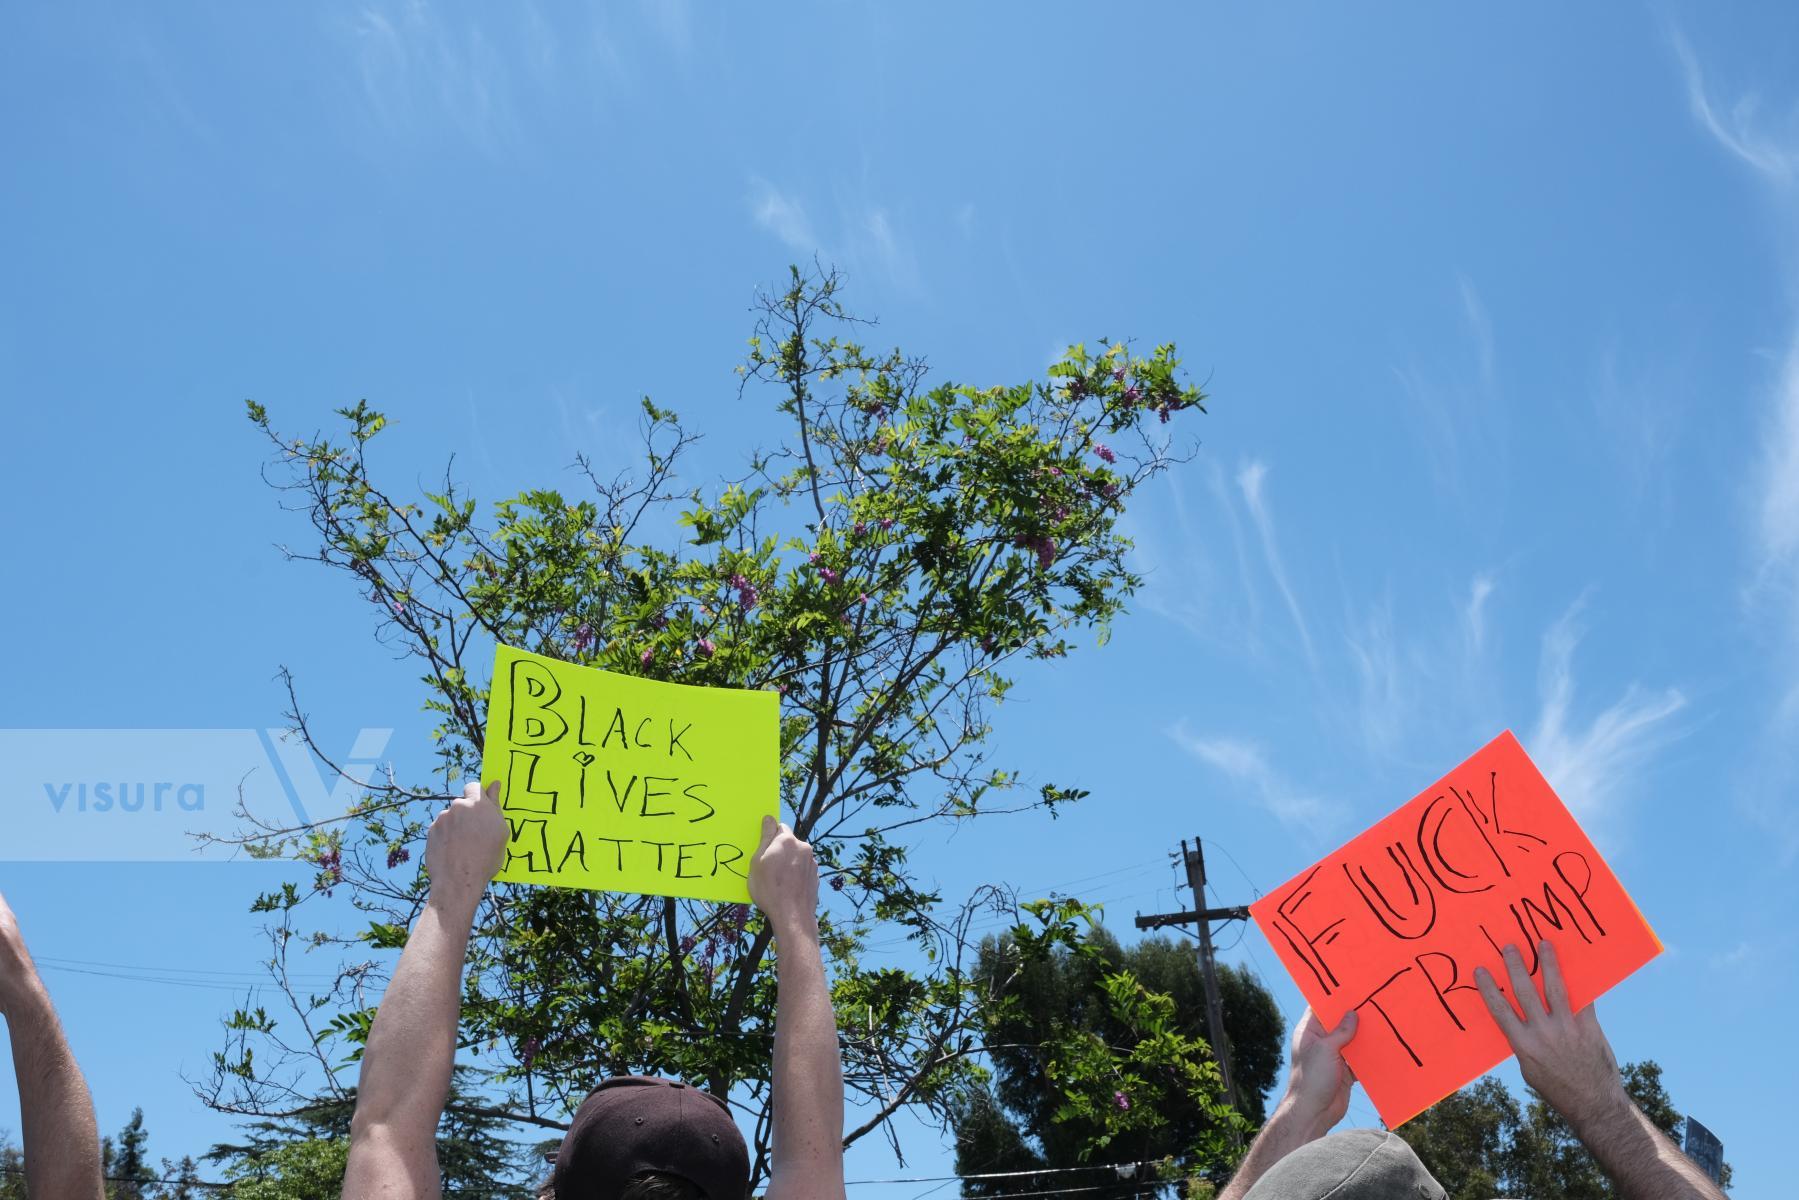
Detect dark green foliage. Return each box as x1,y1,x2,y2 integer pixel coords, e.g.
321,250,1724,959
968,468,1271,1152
1402,1061,1732,1196
956,922,1282,1193
207,1072,530,1197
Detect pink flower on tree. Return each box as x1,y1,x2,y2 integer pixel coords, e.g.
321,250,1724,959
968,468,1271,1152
1123,384,1142,404
697,637,716,657
640,647,654,666
729,573,759,612
1112,365,1127,382
820,567,839,584
1092,443,1116,464
1114,1090,1131,1111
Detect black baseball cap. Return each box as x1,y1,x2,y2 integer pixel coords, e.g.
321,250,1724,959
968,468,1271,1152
553,1076,750,1200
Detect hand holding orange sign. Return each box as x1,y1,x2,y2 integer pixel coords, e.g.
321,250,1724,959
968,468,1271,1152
1248,731,1661,1127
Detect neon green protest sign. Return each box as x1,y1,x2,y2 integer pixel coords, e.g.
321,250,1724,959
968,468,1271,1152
479,645,779,902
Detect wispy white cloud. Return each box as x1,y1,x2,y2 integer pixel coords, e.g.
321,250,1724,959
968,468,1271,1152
1670,29,1799,185
745,179,922,296
1393,277,1509,509
1671,27,1799,855
954,202,977,240
1237,460,1315,667
639,0,693,58
1344,596,1411,763
861,208,920,294
748,178,821,256
1753,345,1799,584
1528,600,1687,825
1590,341,1681,507
1710,940,1756,970
1127,464,1262,657
1459,276,1495,393
344,1,518,154
1465,573,1495,655
1168,723,1331,829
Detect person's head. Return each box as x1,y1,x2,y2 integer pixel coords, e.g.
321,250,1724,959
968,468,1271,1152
1242,1130,1445,1200
542,1076,750,1200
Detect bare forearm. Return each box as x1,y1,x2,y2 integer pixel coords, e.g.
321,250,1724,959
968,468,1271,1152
1217,1100,1325,1200
768,919,844,1200
352,892,476,1136
7,982,104,1200
1568,1091,1726,1200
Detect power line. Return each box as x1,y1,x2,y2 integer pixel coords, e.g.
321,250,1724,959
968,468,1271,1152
850,1161,1172,1185
34,954,339,982
33,964,274,995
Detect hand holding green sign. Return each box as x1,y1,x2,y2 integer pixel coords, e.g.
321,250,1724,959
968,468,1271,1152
478,645,781,902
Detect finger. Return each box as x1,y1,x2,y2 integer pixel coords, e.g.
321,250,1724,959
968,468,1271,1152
1502,944,1544,1020
1474,965,1524,1040
1539,939,1571,1016
756,814,779,855
1321,1008,1358,1049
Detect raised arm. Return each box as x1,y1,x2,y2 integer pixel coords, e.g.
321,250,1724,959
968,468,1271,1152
344,782,506,1200
1217,1007,1357,1200
1475,940,1725,1200
0,891,105,1200
748,817,845,1200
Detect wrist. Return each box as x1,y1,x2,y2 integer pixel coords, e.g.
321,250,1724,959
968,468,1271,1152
1269,1089,1338,1143
1557,1076,1635,1139
425,884,483,925
771,911,820,944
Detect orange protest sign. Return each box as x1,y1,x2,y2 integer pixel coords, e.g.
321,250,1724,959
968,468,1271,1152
1248,731,1661,1128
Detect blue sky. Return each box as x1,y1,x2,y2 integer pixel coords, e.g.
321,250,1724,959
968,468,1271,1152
2,1,1797,1195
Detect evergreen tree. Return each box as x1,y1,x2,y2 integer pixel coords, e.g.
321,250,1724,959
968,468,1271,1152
956,924,1283,1194
1403,1061,1733,1195
107,1109,159,1200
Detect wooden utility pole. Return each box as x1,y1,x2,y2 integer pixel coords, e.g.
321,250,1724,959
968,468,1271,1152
1134,837,1249,1115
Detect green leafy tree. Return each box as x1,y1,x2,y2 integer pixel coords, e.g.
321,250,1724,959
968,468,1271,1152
1403,1061,1732,1196
206,264,1216,1185
220,1138,350,1200
955,924,1278,1195
1397,1077,1520,1200
207,1073,530,1197
0,1132,24,1200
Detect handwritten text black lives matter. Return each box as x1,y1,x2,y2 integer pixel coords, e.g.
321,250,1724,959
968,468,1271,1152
492,656,752,886
1260,768,1631,1072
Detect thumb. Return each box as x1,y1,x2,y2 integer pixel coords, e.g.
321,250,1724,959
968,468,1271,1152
1323,1009,1358,1049
756,814,780,854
